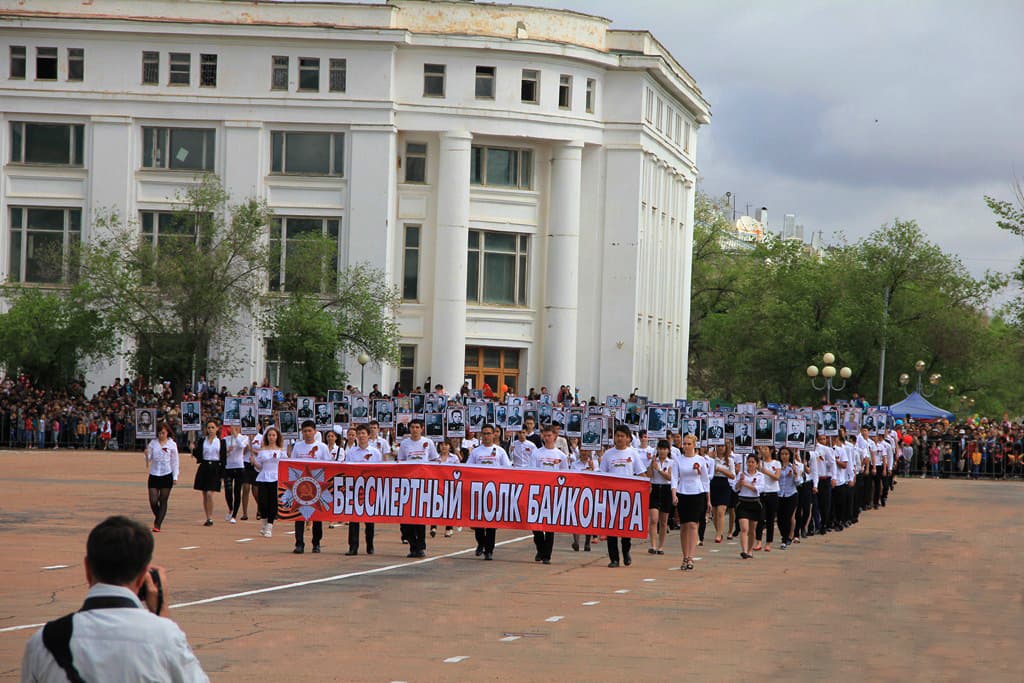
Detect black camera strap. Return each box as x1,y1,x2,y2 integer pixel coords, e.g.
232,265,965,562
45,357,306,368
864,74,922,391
41,596,140,683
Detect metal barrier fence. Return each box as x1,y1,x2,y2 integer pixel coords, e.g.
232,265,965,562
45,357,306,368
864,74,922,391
899,441,1024,480
0,412,192,453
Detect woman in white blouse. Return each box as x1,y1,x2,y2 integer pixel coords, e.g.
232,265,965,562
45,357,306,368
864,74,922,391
670,434,710,571
144,422,179,532
755,445,781,552
733,454,765,559
645,439,674,555
254,427,286,538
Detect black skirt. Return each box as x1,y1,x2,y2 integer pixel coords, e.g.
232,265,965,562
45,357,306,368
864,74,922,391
648,483,674,513
193,460,222,491
736,498,763,520
148,473,174,489
677,492,707,524
243,461,258,485
710,477,732,507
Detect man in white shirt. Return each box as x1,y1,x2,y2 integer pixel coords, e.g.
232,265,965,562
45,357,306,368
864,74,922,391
831,434,850,531
530,426,569,564
467,424,511,560
599,425,646,567
344,424,383,555
511,428,538,468
811,434,835,535
396,419,439,558
369,421,393,461
289,420,332,554
21,516,208,682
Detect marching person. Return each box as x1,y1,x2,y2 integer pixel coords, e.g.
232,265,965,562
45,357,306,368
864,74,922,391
646,439,674,555
812,433,835,534
530,425,569,564
435,440,461,538
192,420,226,527
734,454,765,559
669,434,709,571
253,426,286,538
144,422,179,532
222,425,248,524
755,445,781,552
710,444,734,543
571,449,598,552
467,424,511,560
343,424,382,555
396,419,439,558
290,421,331,554
599,425,646,568
776,447,800,548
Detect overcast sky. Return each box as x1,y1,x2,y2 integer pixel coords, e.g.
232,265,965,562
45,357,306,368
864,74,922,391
512,0,1024,279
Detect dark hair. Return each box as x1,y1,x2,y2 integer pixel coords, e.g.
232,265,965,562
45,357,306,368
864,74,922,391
656,439,670,450
301,420,316,430
156,421,171,437
540,425,555,434
409,418,424,428
614,424,631,438
355,424,370,434
86,516,153,585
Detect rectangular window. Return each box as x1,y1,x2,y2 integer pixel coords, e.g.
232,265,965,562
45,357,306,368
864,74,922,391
475,66,495,99
329,58,346,92
271,55,289,91
168,52,190,85
404,142,427,184
7,206,81,284
645,88,654,123
558,74,572,109
10,45,26,79
268,216,342,293
139,211,204,266
270,131,344,176
9,122,85,166
423,63,445,97
36,47,58,80
470,145,532,190
684,120,692,153
199,54,217,87
141,127,215,171
402,224,420,301
466,230,529,306
142,51,159,85
585,78,595,113
398,345,416,393
656,99,664,131
521,69,539,103
298,57,319,92
67,48,84,81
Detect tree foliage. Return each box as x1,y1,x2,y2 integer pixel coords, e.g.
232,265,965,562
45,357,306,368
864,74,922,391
689,191,1017,415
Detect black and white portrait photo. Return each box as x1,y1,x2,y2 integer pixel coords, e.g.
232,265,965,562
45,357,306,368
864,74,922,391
223,396,241,426
424,412,444,440
821,409,840,436
296,397,314,420
278,410,298,439
446,407,466,438
314,402,333,430
566,409,583,437
754,416,774,446
256,387,273,416
506,405,523,432
332,401,349,427
468,403,486,430
239,397,258,434
374,399,394,428
774,418,788,446
706,416,726,446
734,421,754,452
350,395,369,423
646,406,667,436
787,418,806,449
581,417,604,450
181,401,201,432
136,409,156,440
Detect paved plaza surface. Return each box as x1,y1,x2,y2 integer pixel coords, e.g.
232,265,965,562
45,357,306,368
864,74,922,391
0,450,1021,681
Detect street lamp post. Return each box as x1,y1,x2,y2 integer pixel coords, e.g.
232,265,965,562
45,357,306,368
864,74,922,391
898,360,944,397
357,351,370,393
806,352,852,404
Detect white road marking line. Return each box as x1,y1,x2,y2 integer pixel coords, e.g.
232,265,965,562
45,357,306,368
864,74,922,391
286,531,295,535
500,636,521,642
643,578,656,582
545,616,564,622
615,589,630,594
694,557,702,561
444,656,470,663
236,538,253,543
179,546,200,550
41,565,69,570
3,536,535,634
582,601,600,606
710,549,720,553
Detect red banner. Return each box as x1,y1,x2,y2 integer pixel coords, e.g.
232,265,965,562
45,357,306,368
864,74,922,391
277,461,650,538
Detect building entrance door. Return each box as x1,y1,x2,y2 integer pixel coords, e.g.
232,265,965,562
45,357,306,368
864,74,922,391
464,346,520,398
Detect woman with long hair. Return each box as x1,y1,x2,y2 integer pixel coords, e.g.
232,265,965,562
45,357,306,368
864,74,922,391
646,439,673,555
710,444,734,543
755,445,781,552
254,426,286,538
776,447,799,549
144,422,179,532
192,420,226,526
734,454,765,559
670,434,709,571
222,425,248,524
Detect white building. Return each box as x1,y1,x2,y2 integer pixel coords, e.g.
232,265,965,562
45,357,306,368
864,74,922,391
0,0,710,401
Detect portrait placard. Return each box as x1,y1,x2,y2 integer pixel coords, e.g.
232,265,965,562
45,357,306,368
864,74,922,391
255,387,273,416
706,416,726,446
581,417,604,451
239,396,258,435
278,410,299,440
374,399,395,428
136,409,156,440
350,394,370,424
445,406,466,438
223,396,242,426
786,418,807,450
180,401,201,432
314,402,333,431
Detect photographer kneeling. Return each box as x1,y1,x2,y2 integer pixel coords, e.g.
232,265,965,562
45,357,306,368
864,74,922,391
21,515,208,682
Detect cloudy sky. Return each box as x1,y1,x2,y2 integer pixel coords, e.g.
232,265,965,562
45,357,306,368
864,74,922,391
519,0,1024,279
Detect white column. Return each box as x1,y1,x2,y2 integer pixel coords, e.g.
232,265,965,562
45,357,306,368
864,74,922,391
542,140,583,390
430,130,472,393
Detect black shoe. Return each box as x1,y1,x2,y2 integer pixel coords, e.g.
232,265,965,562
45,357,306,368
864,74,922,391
430,529,436,538
484,552,493,561
623,553,632,566
203,519,213,527
571,542,579,552
367,546,374,555
535,553,542,562
345,548,358,556
293,545,304,554
416,550,426,558
407,551,418,558
312,545,321,553
584,545,591,552
608,560,619,568
648,548,657,554
542,559,551,565
476,546,484,557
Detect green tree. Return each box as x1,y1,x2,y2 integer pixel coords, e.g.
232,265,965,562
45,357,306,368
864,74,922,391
985,178,1024,325
0,286,114,388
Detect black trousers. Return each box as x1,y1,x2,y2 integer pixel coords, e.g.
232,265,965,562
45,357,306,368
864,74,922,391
832,484,848,526
403,524,427,553
533,531,555,561
882,471,892,503
778,493,797,542
223,468,244,517
256,481,278,523
795,481,812,537
474,527,496,553
756,492,779,543
606,536,631,562
348,522,375,551
294,520,323,547
816,477,832,530
873,466,885,506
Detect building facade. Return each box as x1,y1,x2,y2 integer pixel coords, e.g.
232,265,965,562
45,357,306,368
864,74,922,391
0,0,710,401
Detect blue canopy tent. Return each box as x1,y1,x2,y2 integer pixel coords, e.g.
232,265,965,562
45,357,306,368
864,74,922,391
888,392,955,421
